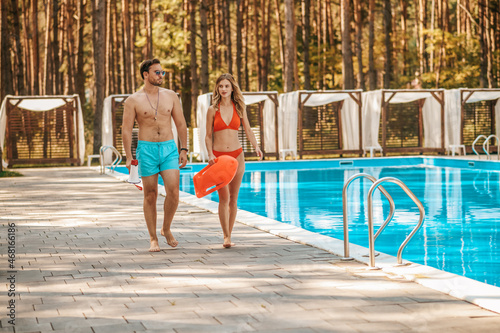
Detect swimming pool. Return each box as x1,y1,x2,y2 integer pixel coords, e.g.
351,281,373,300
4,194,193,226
114,157,500,287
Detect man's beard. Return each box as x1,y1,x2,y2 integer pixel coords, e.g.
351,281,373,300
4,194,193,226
149,77,162,86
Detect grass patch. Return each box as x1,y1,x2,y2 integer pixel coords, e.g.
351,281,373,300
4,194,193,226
0,170,23,177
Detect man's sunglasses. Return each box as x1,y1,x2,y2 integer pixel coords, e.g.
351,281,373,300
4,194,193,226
152,70,166,76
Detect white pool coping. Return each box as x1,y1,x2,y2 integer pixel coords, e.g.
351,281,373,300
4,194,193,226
106,168,500,315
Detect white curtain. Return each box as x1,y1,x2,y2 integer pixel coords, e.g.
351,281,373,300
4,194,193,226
263,99,277,153
340,97,360,150
0,98,8,168
361,91,382,149
196,93,212,160
444,89,461,148
278,92,299,153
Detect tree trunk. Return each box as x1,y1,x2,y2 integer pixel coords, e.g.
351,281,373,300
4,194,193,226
479,0,488,87
0,0,14,100
353,0,365,90
244,0,249,90
122,0,131,92
400,0,408,77
301,0,311,89
224,0,232,74
92,0,106,153
43,0,52,95
418,0,425,75
145,0,153,59
64,0,75,95
341,0,354,89
200,0,209,93
284,0,295,92
21,0,31,95
31,0,40,95
236,0,243,88
383,0,392,88
189,0,198,127
129,0,137,91
262,0,271,90
368,0,376,90
52,0,60,94
273,0,285,88
105,0,111,96
76,0,86,103
254,0,262,90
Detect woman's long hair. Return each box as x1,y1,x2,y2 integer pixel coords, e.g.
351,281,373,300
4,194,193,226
211,73,245,118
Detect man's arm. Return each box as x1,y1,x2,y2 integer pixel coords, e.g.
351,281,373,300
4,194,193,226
122,97,136,170
170,91,188,167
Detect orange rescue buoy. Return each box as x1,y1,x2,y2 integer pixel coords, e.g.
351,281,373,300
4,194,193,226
193,155,238,198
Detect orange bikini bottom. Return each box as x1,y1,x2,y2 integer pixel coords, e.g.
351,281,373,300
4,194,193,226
213,147,243,159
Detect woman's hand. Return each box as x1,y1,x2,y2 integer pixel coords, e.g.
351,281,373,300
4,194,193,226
255,146,264,161
208,153,216,165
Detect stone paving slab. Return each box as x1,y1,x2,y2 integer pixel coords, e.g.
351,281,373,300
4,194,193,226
1,166,500,332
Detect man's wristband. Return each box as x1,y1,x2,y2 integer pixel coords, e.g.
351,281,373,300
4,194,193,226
180,148,188,153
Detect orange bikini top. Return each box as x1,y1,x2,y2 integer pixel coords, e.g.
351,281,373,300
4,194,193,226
213,103,240,132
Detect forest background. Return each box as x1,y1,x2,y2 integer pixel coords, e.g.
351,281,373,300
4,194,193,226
0,0,499,154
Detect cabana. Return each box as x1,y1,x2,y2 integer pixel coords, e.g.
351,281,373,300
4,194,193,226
196,92,280,160
102,94,180,163
0,95,84,167
363,89,445,156
446,89,500,154
278,90,363,159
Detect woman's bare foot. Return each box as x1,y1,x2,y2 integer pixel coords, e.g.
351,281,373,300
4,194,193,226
161,229,179,248
149,239,161,252
223,236,235,248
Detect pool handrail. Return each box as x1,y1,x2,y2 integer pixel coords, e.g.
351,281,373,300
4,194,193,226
342,173,395,260
99,145,122,174
472,135,488,156
367,177,425,268
482,135,500,160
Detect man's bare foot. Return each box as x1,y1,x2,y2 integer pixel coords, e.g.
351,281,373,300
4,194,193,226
149,239,161,252
161,229,179,248
223,236,235,248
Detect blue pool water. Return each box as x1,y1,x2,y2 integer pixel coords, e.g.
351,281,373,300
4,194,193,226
114,157,500,286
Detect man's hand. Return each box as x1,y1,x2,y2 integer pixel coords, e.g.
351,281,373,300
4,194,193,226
179,151,188,168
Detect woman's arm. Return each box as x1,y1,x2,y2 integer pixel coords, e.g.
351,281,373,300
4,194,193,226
205,106,217,164
241,108,263,160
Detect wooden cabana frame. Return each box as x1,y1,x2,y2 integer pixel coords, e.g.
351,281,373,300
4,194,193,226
4,95,82,167
380,89,445,155
297,90,363,158
108,94,132,157
241,92,280,160
460,88,500,154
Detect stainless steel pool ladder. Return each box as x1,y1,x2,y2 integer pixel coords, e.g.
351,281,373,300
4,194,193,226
472,135,488,156
472,134,500,160
482,135,500,160
99,145,122,174
342,174,395,260
343,174,425,268
367,178,425,268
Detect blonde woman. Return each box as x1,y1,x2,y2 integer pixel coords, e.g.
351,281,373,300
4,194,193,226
205,73,263,248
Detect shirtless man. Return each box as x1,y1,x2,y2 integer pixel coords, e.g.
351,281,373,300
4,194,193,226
122,58,188,252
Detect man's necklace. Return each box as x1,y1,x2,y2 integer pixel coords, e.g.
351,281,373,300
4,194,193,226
144,88,159,121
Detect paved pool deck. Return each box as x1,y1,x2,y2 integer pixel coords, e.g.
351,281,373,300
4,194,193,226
1,166,500,333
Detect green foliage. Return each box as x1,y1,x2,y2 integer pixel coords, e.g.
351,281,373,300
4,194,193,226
0,170,23,177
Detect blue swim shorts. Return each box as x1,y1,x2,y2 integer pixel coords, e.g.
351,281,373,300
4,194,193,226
136,139,179,177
